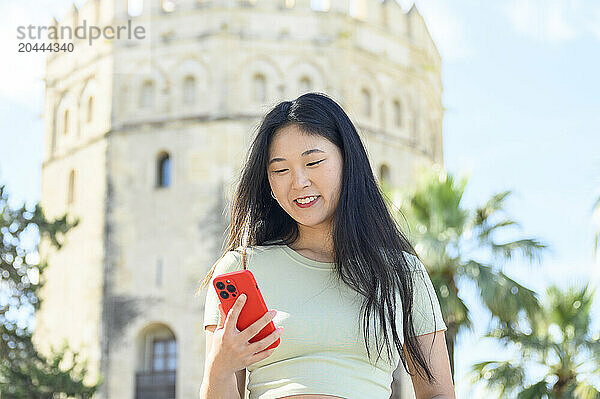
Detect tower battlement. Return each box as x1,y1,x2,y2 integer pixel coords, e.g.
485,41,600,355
48,0,440,62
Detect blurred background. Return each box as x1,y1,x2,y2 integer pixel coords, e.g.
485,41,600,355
0,0,599,398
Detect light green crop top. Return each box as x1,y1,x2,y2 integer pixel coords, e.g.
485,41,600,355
203,242,447,399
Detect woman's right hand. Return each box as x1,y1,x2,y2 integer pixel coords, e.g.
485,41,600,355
206,294,284,376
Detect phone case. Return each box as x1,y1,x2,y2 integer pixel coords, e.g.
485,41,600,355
212,269,280,350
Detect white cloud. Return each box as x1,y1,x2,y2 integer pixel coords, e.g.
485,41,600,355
503,0,599,43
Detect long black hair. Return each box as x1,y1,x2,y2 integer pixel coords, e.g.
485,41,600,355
198,92,439,382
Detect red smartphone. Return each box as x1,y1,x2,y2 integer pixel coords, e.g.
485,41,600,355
212,269,280,350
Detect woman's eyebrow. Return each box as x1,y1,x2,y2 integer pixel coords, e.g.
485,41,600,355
268,148,325,165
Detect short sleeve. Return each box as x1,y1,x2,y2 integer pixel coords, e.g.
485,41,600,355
402,252,447,336
203,250,244,329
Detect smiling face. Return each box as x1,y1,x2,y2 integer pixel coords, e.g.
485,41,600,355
267,124,344,233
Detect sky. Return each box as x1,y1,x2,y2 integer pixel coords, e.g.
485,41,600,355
1,0,599,397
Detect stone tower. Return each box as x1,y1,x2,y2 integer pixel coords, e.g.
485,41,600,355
34,0,444,398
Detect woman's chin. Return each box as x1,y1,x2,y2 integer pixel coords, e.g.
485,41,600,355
294,216,331,229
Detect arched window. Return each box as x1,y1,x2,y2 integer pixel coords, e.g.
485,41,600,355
63,109,70,135
161,0,175,12
140,80,154,108
87,96,94,123
361,88,371,117
153,338,176,371
379,164,390,187
127,0,143,17
67,169,76,204
183,75,196,104
253,73,266,103
157,153,171,188
299,76,311,94
393,99,402,127
135,326,176,399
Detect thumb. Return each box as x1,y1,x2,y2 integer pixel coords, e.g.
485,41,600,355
217,303,226,329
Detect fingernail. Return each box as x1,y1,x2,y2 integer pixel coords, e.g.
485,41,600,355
240,294,246,300
278,327,284,333
269,309,277,316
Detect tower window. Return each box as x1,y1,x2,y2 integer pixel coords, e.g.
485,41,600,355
135,329,176,399
183,75,196,104
253,73,266,103
379,164,390,187
152,338,176,371
157,153,171,188
299,76,311,94
361,88,371,118
393,99,402,127
63,109,70,135
140,80,154,108
87,96,94,123
67,169,76,204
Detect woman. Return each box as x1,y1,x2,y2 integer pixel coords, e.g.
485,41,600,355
197,93,455,399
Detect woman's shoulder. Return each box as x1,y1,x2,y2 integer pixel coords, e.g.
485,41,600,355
400,250,427,272
231,240,285,259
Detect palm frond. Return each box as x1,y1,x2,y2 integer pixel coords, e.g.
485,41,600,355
517,380,550,399
473,190,513,226
429,273,471,330
573,381,600,399
486,326,552,354
463,260,541,324
547,284,594,338
476,218,519,242
470,360,524,398
490,238,547,263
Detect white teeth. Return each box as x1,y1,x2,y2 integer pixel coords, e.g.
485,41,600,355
296,196,318,204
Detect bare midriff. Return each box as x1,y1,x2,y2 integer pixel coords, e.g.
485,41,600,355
280,395,345,399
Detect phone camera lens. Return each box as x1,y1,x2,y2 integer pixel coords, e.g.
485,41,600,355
216,282,225,290
226,284,236,293
219,291,229,299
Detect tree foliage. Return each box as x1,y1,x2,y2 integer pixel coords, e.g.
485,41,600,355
471,284,600,398
384,166,547,376
0,184,102,398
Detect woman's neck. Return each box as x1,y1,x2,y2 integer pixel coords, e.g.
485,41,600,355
289,224,335,262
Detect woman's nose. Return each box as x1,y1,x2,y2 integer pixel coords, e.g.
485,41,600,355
291,169,311,189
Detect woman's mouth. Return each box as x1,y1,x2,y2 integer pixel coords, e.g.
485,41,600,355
294,195,320,208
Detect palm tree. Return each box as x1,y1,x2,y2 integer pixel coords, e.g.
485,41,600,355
471,284,600,398
383,166,547,378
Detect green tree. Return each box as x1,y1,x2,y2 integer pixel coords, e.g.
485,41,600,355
0,184,102,398
471,284,600,398
384,166,547,377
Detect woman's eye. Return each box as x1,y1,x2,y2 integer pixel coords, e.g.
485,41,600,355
307,159,325,166
272,160,323,173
